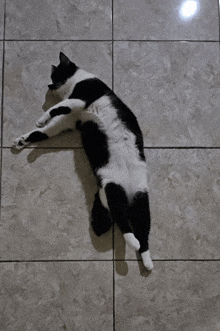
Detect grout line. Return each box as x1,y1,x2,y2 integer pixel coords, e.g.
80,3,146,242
111,0,114,92
116,259,220,262
113,257,116,331
0,259,219,263
2,39,220,43
112,40,114,91
0,0,6,219
4,39,113,42
3,146,220,150
113,39,220,43
218,0,220,42
0,259,114,263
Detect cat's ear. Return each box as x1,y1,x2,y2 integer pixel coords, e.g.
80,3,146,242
59,52,70,66
51,65,56,73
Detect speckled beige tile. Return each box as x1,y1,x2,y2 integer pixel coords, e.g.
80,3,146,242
114,0,219,40
0,148,113,260
0,0,4,40
4,41,112,148
5,0,112,40
114,41,220,147
115,261,220,331
0,261,113,331
114,149,220,262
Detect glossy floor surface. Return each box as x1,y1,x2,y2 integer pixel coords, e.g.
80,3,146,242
1,0,220,330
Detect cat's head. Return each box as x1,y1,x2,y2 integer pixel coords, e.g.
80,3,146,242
48,52,78,90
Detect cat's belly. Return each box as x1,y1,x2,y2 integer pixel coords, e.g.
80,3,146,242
82,95,149,196
97,151,149,198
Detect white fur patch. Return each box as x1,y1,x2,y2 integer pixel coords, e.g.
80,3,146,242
123,233,140,251
41,113,76,137
141,250,154,270
73,68,96,85
86,96,149,199
99,187,109,210
36,98,86,136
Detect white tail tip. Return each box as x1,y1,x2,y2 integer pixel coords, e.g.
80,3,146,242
141,250,154,271
123,233,140,251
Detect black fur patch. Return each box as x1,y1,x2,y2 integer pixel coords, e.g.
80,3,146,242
78,120,109,174
105,182,132,234
50,106,71,118
91,192,112,236
26,131,49,143
69,78,112,108
49,62,78,90
129,191,151,253
109,93,145,161
18,140,24,147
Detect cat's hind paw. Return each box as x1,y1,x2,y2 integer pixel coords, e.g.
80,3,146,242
123,233,140,251
141,250,154,271
12,136,30,150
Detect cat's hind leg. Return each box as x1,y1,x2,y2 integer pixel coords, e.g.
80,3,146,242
104,182,140,251
129,191,154,270
91,192,112,236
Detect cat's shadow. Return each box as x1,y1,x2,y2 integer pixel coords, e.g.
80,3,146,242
11,89,151,277
24,141,133,275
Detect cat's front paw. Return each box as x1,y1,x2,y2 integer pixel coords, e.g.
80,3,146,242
36,119,47,128
12,136,30,149
36,114,50,128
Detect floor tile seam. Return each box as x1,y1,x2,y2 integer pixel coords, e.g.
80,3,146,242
3,39,113,42
113,259,115,331
2,146,220,150
112,225,116,331
1,259,219,263
217,0,219,38
114,39,220,43
1,39,220,43
0,0,6,219
111,0,114,93
0,259,115,263
114,259,220,262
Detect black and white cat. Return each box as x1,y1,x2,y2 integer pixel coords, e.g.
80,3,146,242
12,52,154,270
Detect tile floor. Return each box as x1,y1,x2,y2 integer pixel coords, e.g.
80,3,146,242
0,0,220,330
